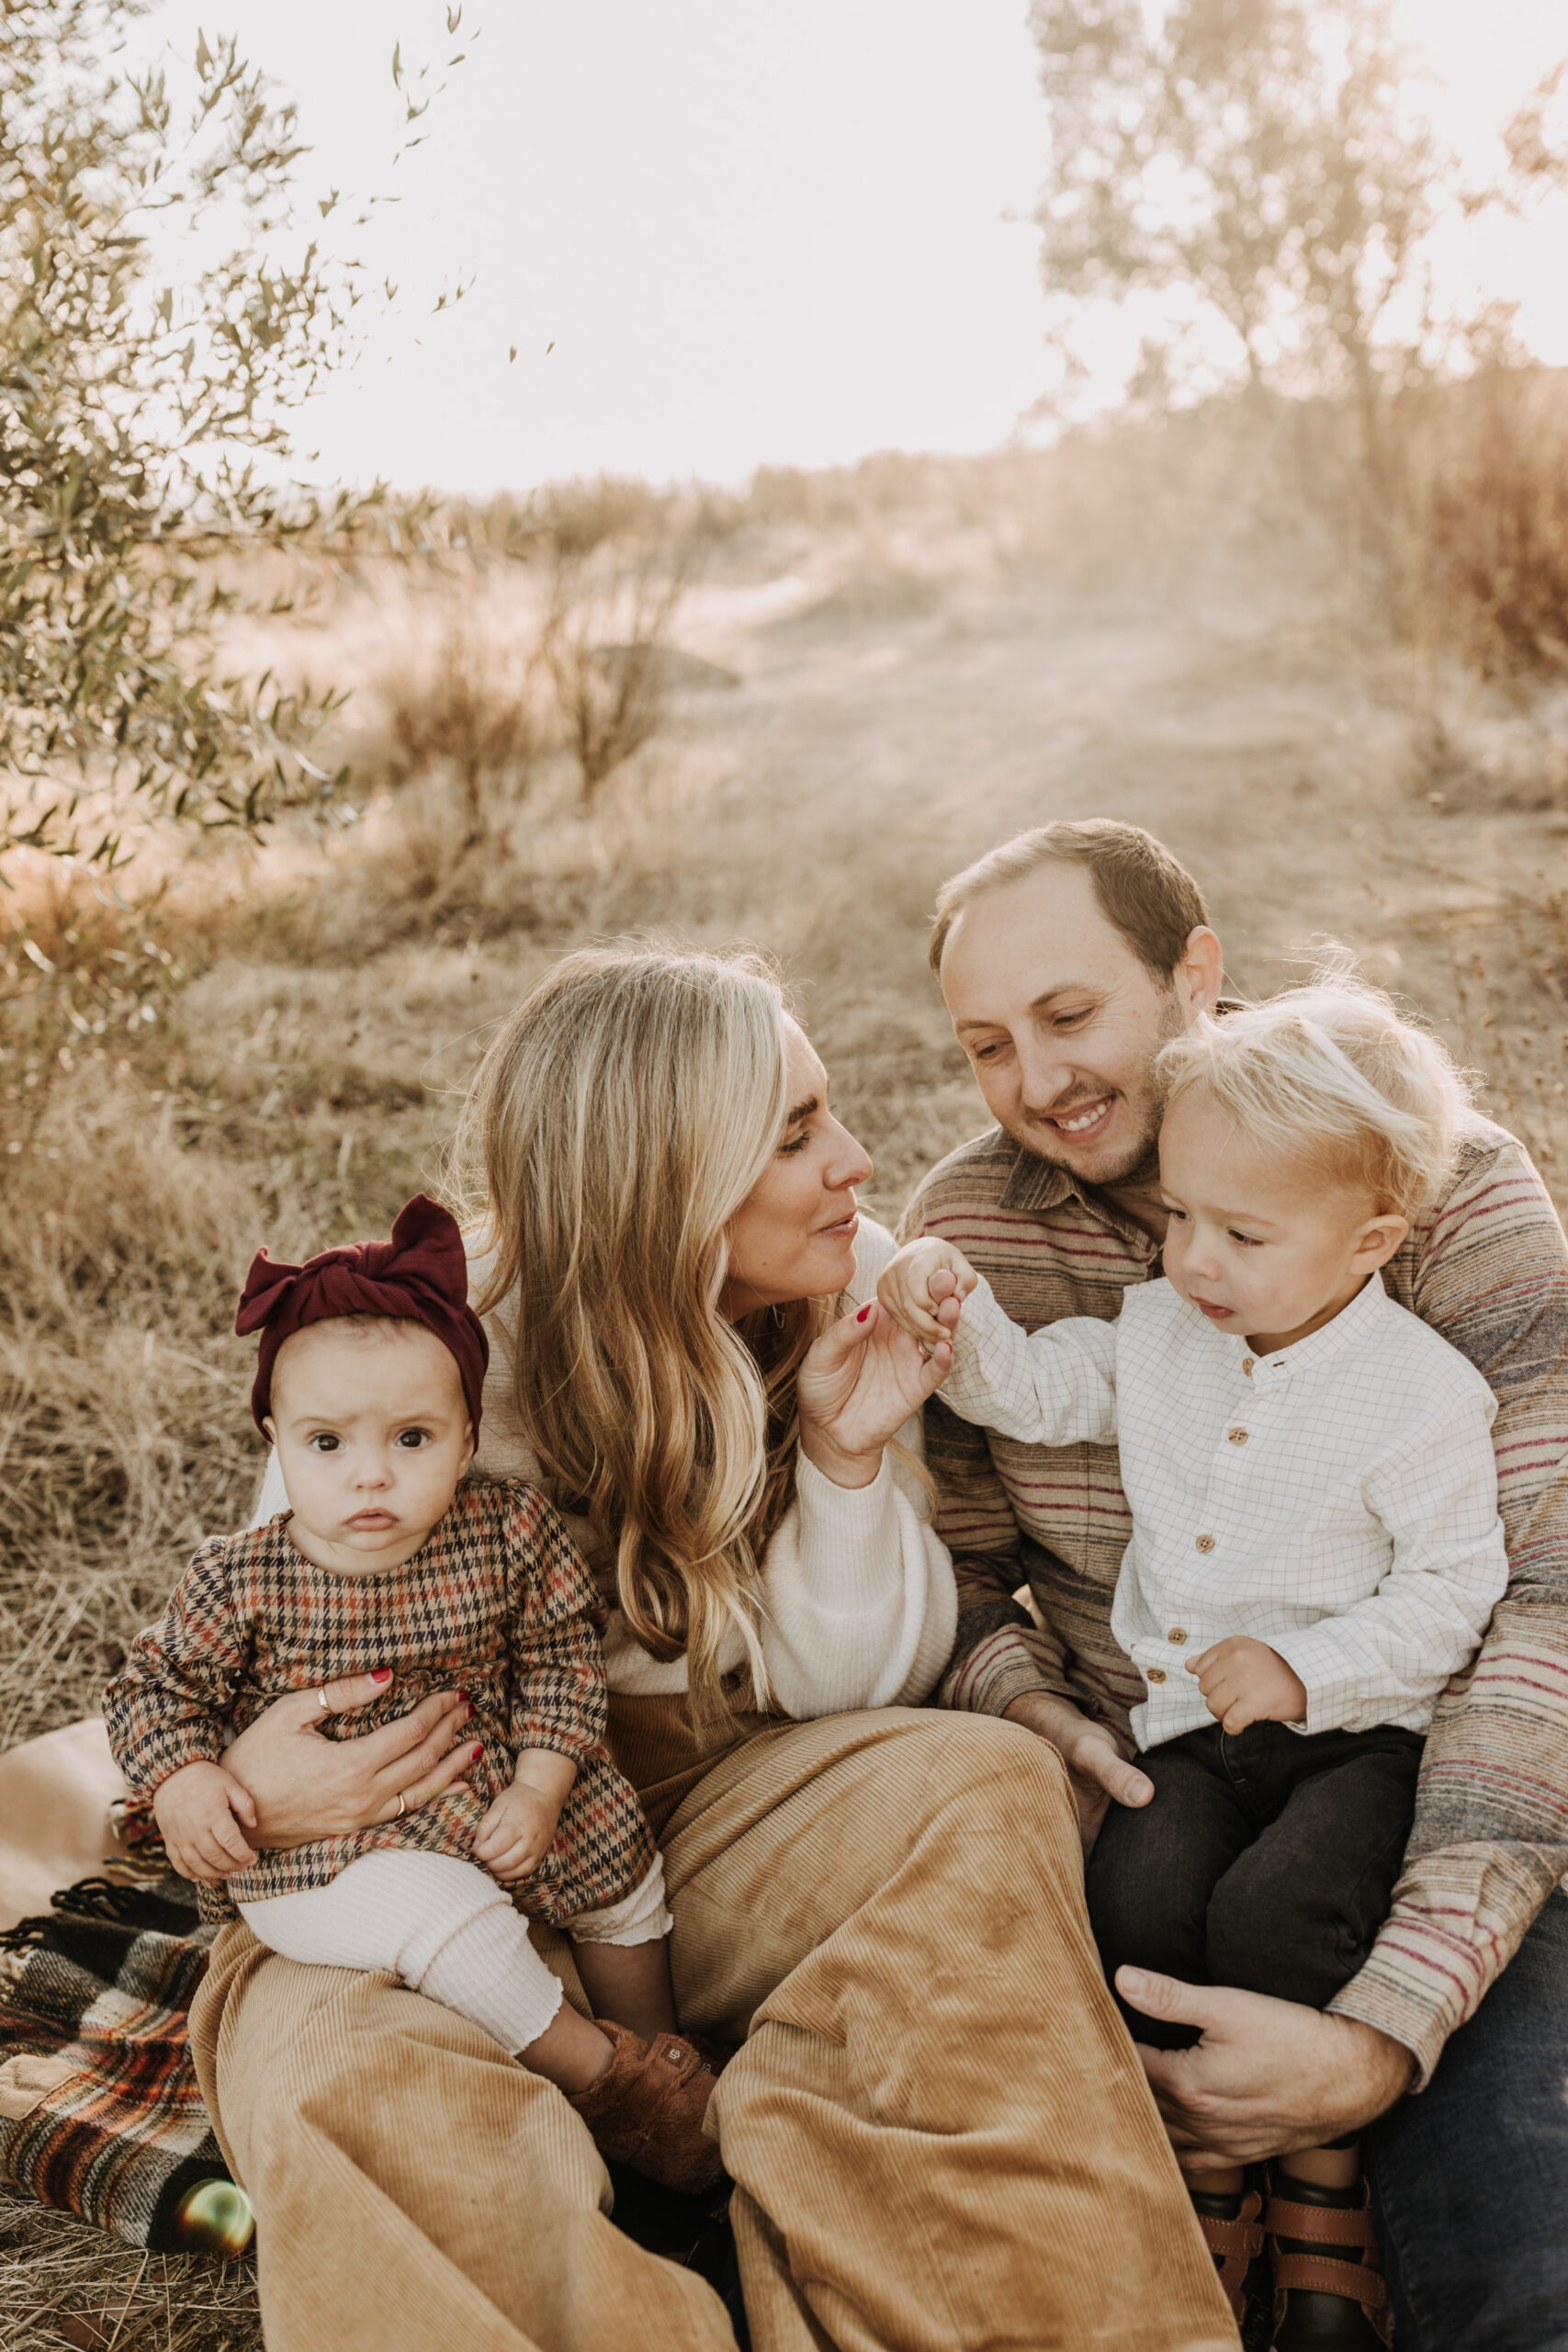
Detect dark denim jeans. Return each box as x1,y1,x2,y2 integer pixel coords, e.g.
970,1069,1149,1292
1367,1883,1568,2352
1086,1719,1424,2049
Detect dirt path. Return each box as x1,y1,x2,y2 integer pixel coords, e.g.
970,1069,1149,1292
649,550,1568,1222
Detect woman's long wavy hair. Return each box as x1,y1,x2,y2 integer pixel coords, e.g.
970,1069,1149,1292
455,944,828,1731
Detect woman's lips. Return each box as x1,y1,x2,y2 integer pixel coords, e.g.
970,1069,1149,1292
817,1211,859,1238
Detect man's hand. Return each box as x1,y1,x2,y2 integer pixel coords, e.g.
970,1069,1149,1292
876,1238,978,1347
1187,1636,1306,1734
1002,1690,1153,1854
472,1749,577,1884
152,1760,259,1883
1117,1968,1416,2176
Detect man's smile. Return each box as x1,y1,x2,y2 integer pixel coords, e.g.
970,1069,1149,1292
1042,1095,1115,1138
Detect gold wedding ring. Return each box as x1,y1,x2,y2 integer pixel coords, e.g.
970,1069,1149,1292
396,1792,407,1818
317,1688,330,1711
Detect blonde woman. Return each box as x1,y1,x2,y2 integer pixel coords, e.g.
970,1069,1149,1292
188,946,1234,2352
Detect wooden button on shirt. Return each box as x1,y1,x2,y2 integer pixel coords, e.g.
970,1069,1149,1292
1194,1533,1215,1553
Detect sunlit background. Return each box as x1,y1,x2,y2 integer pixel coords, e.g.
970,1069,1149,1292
129,0,1568,493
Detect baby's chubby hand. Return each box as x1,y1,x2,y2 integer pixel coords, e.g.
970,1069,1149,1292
1187,1636,1308,1735
876,1238,978,1347
472,1748,578,1884
152,1760,259,1883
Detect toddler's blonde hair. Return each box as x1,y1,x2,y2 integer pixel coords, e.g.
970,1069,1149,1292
1156,959,1475,1218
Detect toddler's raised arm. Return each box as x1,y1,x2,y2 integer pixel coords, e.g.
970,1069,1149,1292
880,1238,1122,1450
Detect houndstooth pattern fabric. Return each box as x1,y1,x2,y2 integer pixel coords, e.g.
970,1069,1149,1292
104,1480,658,1926
943,1267,1509,1748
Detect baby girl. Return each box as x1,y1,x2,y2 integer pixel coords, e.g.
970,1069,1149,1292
105,1195,719,2193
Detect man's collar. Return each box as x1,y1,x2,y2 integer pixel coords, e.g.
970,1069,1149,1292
998,1141,1074,1216
997,1136,1161,1257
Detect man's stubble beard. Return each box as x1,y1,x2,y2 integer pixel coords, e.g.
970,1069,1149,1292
1005,988,1185,1195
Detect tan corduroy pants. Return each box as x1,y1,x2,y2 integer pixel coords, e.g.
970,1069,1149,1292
190,1706,1236,2352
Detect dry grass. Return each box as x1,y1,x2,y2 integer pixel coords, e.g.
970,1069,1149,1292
0,2204,259,2352
4,415,1568,2340
1391,368,1568,688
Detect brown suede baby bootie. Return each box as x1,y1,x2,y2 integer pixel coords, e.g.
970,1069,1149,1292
566,2019,724,2194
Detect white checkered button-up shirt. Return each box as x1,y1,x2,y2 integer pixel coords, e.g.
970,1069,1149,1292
944,1270,1509,1749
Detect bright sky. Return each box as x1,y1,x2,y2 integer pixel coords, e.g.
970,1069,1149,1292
137,0,1568,494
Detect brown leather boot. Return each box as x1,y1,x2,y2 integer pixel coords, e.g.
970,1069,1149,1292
1190,2187,1265,2324
566,2019,724,2194
1266,2172,1393,2349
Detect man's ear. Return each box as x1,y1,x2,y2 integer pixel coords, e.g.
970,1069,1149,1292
1175,926,1224,1023
1355,1212,1410,1272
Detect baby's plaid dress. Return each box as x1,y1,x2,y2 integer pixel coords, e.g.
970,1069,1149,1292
104,1479,658,1927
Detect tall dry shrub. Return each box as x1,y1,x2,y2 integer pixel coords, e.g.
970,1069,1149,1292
377,613,543,847
1393,368,1568,683
542,531,700,797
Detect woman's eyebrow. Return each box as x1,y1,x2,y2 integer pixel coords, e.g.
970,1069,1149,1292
785,1094,818,1125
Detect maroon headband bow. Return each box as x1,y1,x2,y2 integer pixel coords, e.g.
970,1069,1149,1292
236,1193,489,1437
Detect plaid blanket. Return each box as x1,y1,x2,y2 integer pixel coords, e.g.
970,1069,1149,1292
1,1811,747,2334
0,1815,232,2250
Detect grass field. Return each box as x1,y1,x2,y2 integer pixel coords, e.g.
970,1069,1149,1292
3,435,1567,2346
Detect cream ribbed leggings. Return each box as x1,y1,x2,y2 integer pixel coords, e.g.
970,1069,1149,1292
240,1849,671,2055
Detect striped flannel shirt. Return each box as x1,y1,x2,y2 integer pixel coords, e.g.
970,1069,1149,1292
103,1479,657,1926
941,1269,1507,1748
899,1114,1568,2086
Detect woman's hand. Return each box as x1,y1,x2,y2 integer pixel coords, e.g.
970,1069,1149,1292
221,1672,479,1849
797,1296,958,1489
1116,1972,1416,2174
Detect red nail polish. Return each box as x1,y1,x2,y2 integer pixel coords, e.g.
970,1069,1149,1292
457,1688,470,1702
856,1304,872,1323
370,1668,392,1683
471,1743,484,1760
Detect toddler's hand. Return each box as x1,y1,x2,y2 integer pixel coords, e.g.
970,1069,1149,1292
1187,1637,1307,1735
473,1778,566,1884
876,1238,977,1347
152,1761,259,1883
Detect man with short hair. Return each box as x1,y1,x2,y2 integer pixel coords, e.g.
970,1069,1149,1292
900,819,1568,2351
